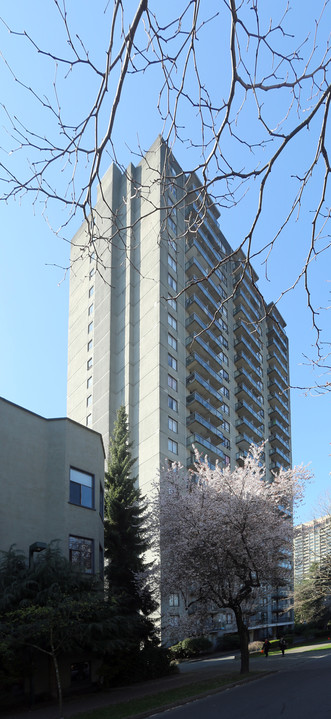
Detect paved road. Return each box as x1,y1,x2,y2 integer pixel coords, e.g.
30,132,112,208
156,649,331,718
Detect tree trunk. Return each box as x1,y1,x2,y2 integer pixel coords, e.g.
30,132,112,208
51,640,63,719
233,606,250,674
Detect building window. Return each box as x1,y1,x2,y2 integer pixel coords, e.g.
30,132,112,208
90,252,96,262
169,183,177,199
168,438,178,455
168,273,177,291
69,535,93,574
87,357,93,369
168,353,177,371
87,376,92,388
169,593,179,607
69,467,94,508
168,216,177,234
86,414,92,426
168,374,178,391
88,303,94,316
88,321,93,334
168,333,177,351
168,254,177,272
87,395,92,407
89,286,94,298
168,314,177,331
87,340,93,352
168,416,178,433
168,396,178,412
89,268,95,280
168,297,177,311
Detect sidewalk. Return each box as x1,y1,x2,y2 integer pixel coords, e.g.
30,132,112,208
2,645,330,719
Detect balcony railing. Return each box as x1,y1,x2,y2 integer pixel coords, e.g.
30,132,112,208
234,287,261,321
270,432,290,450
187,392,224,423
268,390,289,413
268,351,288,375
186,334,222,369
236,399,264,426
186,257,226,306
187,433,228,462
185,294,226,341
268,336,288,362
186,372,224,404
234,319,262,343
268,405,290,427
187,412,227,443
270,447,291,464
235,383,264,407
267,364,288,387
185,313,221,352
186,352,223,388
269,417,288,435
235,351,263,377
235,368,263,394
235,417,264,440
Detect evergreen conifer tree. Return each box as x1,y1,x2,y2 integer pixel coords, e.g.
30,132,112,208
104,406,157,652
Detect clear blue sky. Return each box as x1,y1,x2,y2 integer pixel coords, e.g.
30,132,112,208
1,1,330,524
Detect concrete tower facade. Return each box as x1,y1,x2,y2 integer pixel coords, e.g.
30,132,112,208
67,137,292,637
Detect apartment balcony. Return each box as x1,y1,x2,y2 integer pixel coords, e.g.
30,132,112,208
186,392,224,426
270,432,290,451
186,334,222,370
187,432,228,464
234,334,263,364
241,276,263,312
268,389,289,414
235,383,264,410
235,417,265,442
186,313,221,352
269,417,289,437
186,352,223,389
235,367,263,394
236,399,265,428
268,335,288,363
267,324,288,351
236,431,263,449
186,274,228,329
186,372,224,406
186,256,224,303
186,231,221,272
268,351,288,375
234,287,261,322
234,351,263,380
270,460,283,472
234,318,262,342
233,302,259,327
187,412,227,445
268,404,290,428
270,446,291,466
267,363,288,388
185,294,224,338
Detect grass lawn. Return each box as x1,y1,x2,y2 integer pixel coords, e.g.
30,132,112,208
72,672,262,719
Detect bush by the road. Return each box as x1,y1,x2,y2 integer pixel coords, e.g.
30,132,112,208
169,637,213,660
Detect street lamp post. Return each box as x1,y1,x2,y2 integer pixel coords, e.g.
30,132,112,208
28,541,47,568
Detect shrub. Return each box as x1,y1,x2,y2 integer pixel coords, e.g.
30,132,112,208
248,641,263,654
169,636,213,660
216,633,240,651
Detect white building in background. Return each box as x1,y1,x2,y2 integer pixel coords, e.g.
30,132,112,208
67,136,293,639
294,515,331,582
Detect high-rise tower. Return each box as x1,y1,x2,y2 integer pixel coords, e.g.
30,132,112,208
67,137,292,637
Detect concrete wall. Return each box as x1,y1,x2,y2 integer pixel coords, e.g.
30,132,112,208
0,397,105,573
